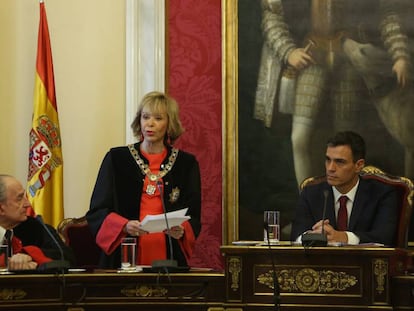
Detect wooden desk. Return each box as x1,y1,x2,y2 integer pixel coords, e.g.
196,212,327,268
221,243,410,311
392,275,414,310
0,270,225,311
1,249,410,311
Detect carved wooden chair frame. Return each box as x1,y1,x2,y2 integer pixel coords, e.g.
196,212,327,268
300,165,414,248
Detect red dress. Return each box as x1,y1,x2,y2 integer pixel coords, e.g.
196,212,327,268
138,148,167,265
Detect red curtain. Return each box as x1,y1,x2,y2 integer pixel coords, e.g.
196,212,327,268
167,0,223,270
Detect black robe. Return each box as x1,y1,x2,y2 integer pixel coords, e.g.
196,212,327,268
86,142,202,268
13,216,75,265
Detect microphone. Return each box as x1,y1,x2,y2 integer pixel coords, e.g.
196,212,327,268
35,215,70,272
264,221,281,311
301,190,329,247
151,181,178,272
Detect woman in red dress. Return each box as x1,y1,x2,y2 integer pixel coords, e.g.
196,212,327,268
86,91,201,269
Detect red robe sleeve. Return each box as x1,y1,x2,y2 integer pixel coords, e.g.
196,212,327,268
12,236,52,266
96,212,128,254
22,246,52,265
178,220,196,262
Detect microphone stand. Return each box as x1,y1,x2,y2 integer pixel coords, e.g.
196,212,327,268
264,222,281,311
35,215,70,303
36,215,70,272
151,181,178,273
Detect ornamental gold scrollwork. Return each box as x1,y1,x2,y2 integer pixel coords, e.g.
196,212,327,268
0,288,27,300
361,165,413,207
228,257,241,291
258,268,358,293
121,285,168,297
373,259,388,294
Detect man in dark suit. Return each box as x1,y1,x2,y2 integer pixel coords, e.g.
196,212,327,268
290,131,398,246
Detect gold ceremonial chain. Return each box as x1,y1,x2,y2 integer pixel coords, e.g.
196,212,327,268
128,144,179,183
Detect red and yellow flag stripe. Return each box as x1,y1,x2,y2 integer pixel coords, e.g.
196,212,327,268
27,1,63,228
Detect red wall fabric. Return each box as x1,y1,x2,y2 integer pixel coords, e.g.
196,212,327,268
167,0,223,270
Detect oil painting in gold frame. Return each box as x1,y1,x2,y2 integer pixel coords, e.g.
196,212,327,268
223,0,414,244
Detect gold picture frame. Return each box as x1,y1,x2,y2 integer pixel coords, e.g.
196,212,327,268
222,0,239,244
222,0,414,246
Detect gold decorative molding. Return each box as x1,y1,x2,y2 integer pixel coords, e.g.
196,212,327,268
373,259,388,294
121,285,168,297
228,257,241,291
361,165,414,208
0,288,27,300
222,0,239,244
258,268,358,293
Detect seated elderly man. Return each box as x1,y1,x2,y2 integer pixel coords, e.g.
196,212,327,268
0,174,74,270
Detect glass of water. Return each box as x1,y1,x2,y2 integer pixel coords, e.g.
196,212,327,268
264,211,280,244
121,237,136,270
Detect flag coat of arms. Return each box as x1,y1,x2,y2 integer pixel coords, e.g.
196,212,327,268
27,1,63,228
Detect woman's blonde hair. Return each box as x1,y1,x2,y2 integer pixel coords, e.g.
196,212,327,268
131,91,184,145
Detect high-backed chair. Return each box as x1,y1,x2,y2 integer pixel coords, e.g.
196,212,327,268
300,165,414,249
57,216,101,269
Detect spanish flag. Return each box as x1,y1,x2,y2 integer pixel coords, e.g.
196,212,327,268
27,1,63,228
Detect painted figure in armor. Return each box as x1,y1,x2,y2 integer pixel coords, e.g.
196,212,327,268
255,0,412,185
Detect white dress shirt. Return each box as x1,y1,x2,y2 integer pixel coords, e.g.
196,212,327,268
332,179,360,245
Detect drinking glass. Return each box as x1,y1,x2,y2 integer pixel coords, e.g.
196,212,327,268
264,211,280,244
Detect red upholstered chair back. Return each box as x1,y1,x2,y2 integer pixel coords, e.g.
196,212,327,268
300,165,414,249
57,216,101,269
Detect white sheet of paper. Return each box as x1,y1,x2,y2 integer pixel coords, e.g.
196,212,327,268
139,208,190,233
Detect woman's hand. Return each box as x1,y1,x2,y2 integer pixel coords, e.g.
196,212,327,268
164,225,184,239
123,220,148,237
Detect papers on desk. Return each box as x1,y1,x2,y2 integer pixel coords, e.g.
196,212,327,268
232,240,261,246
327,242,386,247
139,208,190,233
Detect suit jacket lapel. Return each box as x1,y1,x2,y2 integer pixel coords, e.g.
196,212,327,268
348,178,369,230
320,183,336,226
326,193,336,227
